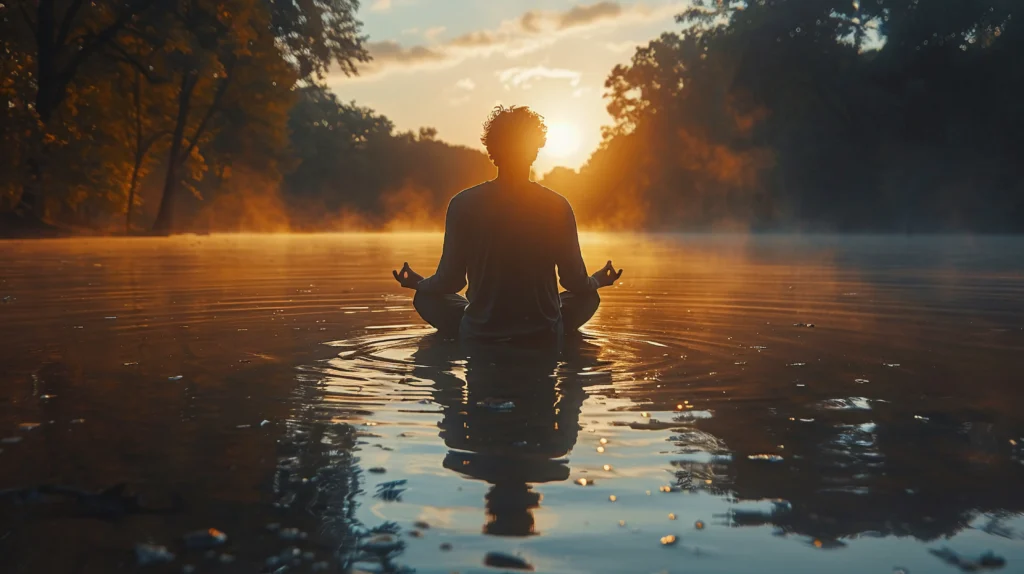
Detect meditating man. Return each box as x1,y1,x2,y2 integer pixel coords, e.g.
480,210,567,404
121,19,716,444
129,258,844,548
392,105,623,340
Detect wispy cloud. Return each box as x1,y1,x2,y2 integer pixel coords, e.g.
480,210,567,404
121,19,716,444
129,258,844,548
497,66,582,90
350,2,685,79
364,40,447,67
455,78,476,91
424,26,446,41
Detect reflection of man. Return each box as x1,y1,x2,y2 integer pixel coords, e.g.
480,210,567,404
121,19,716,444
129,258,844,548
393,106,622,340
411,336,600,536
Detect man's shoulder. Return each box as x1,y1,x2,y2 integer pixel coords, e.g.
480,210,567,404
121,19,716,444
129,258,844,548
530,182,574,211
448,181,494,206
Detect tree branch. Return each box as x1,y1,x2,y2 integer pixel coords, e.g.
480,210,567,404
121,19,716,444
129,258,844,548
102,42,166,83
55,0,158,98
18,2,37,40
178,59,235,166
55,0,87,48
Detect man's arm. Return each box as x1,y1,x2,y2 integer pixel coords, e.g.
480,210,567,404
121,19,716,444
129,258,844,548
415,198,467,294
556,203,601,293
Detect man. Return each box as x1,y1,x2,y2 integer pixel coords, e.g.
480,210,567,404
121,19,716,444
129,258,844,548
393,105,622,340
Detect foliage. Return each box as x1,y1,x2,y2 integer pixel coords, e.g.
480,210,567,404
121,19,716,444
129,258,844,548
546,0,1024,232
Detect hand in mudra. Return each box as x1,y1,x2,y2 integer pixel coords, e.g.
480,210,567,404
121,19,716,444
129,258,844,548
393,262,424,289
592,260,623,288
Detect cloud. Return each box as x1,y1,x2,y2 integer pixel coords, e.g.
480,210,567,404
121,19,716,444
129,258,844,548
455,78,476,91
344,2,685,79
497,66,582,90
424,26,446,41
557,1,623,29
364,40,447,69
369,0,391,12
605,40,643,53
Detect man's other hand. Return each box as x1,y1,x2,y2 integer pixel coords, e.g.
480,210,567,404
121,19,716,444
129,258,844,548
393,262,424,289
592,260,623,288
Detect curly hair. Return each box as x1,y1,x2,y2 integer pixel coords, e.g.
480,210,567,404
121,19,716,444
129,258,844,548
480,105,547,166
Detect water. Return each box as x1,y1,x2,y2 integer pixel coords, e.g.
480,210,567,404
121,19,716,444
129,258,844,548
1,234,1022,573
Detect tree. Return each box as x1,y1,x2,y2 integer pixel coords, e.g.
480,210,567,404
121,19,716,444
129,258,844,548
148,0,369,233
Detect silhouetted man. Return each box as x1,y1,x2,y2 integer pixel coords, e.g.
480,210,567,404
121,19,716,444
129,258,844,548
393,105,622,340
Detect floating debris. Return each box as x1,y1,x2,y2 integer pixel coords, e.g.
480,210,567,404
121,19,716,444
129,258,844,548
883,363,901,368
374,480,407,502
735,361,747,365
124,362,139,366
368,467,387,474
40,394,57,400
596,446,605,453
439,543,453,551
854,378,869,384
747,454,785,462
929,547,1006,571
135,543,175,566
787,362,807,367
914,415,930,422
260,419,270,427
668,513,677,520
576,478,595,486
484,551,533,570
476,398,514,411
413,520,430,530
182,528,227,550
603,464,612,471
794,323,815,328
18,422,41,431
360,534,403,555
660,534,679,546
278,528,306,541
608,495,617,502
695,520,705,530
168,375,183,381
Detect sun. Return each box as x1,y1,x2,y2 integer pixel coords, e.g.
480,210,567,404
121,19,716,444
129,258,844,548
543,121,582,159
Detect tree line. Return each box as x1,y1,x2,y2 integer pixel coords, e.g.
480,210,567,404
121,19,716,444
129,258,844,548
0,0,493,235
545,0,1024,232
1,0,1021,234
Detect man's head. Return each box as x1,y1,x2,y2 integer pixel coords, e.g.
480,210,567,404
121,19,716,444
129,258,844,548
481,105,547,171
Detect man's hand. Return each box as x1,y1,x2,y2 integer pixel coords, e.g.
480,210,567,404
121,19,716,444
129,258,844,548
592,260,623,288
393,262,424,290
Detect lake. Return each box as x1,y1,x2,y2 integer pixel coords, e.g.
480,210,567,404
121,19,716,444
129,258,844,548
1,233,1022,573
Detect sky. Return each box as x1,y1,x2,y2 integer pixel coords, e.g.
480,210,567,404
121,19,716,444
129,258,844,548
327,1,688,174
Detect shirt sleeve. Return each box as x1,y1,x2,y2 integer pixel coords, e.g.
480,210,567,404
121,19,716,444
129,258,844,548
416,198,468,294
556,201,599,293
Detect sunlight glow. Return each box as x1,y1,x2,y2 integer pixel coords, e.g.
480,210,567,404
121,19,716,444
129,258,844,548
543,122,582,159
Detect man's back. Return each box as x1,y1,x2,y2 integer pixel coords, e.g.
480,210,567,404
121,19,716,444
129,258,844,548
394,104,620,340
416,180,596,339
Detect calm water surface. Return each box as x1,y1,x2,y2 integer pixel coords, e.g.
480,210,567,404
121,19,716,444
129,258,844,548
1,234,1023,573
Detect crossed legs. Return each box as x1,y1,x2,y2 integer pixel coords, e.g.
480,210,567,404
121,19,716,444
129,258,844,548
413,291,600,338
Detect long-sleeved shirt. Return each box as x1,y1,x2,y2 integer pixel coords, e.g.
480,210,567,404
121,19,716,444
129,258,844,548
416,180,599,339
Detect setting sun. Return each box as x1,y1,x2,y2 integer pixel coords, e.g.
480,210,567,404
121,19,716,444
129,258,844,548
543,122,583,159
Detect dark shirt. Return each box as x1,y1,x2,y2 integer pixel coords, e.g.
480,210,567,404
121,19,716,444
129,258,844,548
416,180,598,338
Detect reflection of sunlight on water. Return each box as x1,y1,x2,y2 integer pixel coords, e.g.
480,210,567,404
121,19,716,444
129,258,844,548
2,234,1024,573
